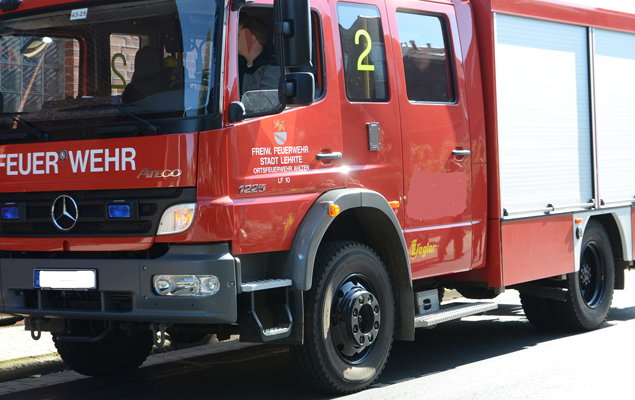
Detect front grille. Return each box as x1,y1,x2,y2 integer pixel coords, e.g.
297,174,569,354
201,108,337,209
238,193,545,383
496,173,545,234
24,290,133,312
0,187,195,238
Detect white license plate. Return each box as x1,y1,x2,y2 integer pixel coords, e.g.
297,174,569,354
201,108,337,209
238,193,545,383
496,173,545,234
34,270,96,290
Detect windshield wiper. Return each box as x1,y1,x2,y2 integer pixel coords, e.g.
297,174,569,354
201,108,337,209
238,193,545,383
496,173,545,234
58,103,161,133
0,112,48,141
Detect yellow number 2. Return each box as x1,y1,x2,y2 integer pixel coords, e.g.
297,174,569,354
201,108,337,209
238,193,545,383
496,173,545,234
111,53,127,89
355,29,375,72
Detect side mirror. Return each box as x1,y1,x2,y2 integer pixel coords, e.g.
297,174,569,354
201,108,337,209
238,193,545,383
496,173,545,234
285,73,314,105
228,101,245,123
274,0,311,68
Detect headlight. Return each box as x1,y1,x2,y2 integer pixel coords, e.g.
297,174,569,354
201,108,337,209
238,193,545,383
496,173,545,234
152,274,220,297
157,203,196,235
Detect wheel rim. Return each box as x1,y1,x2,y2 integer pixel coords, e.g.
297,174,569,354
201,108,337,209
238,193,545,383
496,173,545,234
330,274,381,364
579,240,607,308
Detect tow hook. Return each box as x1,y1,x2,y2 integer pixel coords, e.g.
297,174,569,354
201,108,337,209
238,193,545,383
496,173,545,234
150,323,172,348
29,317,44,341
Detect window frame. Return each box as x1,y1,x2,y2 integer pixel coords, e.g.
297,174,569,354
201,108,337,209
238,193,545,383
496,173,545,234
236,5,327,119
336,1,390,103
395,8,458,105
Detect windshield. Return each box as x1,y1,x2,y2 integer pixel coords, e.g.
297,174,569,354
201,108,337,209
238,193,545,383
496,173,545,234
0,0,219,141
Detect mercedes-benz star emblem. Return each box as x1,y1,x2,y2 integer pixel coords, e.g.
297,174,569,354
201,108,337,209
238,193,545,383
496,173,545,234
51,195,79,232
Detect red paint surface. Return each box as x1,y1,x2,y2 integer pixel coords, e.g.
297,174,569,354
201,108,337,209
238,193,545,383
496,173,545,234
501,215,574,286
0,0,86,14
490,0,635,33
231,193,318,254
0,237,153,252
471,163,487,269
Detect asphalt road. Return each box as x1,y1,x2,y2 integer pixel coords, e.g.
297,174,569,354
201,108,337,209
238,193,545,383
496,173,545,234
3,276,635,400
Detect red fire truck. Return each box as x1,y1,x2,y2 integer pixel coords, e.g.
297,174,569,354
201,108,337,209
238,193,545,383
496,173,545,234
1,0,634,393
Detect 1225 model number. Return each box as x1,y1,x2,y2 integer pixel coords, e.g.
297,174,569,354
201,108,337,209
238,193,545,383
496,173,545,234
239,184,266,194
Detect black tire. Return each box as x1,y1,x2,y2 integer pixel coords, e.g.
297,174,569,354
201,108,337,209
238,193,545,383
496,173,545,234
292,241,395,394
520,292,560,329
53,320,153,377
456,286,500,300
551,220,614,331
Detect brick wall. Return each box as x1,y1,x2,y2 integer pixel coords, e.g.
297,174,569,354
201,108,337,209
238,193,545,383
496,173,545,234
110,35,140,95
64,40,79,98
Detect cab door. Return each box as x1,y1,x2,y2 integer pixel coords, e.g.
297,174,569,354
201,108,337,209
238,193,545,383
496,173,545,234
222,1,346,255
386,1,473,278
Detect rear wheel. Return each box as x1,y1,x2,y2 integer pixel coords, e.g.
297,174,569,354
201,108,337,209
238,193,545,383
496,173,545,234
552,221,614,331
53,320,152,377
292,241,395,394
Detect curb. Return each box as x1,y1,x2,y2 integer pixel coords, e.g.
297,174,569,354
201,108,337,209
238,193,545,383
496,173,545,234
0,354,67,383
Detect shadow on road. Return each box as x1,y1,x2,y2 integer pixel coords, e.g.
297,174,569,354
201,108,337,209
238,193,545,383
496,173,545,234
4,298,635,400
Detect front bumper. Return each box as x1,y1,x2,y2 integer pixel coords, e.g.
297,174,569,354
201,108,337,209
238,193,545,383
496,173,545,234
0,244,237,324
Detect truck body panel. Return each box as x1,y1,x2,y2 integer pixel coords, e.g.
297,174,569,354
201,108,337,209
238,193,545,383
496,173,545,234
501,215,574,286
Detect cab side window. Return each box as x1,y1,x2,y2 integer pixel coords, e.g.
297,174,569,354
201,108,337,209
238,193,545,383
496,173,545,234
396,11,455,103
238,7,325,114
336,3,388,102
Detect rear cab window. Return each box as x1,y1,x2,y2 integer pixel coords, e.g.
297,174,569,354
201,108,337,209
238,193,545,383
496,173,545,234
395,11,456,103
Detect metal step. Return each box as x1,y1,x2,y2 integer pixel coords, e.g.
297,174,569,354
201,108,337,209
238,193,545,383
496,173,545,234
262,325,291,337
241,279,292,292
249,302,293,342
414,301,498,328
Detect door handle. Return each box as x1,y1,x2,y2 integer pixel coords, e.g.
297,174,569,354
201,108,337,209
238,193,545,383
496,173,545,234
452,150,471,157
316,152,342,160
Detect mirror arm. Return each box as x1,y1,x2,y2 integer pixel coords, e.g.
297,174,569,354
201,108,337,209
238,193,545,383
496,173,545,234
275,2,290,110
227,101,245,123
274,21,293,37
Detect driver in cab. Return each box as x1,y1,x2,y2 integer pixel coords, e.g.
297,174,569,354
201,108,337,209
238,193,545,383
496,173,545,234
238,15,280,95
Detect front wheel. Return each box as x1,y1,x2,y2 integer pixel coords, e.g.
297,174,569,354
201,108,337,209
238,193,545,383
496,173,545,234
292,241,395,394
552,220,614,331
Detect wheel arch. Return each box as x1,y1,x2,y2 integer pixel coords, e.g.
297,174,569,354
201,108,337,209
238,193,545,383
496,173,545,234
589,211,631,289
589,213,629,264
282,188,415,341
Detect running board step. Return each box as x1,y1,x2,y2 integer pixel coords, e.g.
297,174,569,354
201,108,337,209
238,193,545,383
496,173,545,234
241,279,293,342
252,304,293,340
415,302,498,328
241,279,292,292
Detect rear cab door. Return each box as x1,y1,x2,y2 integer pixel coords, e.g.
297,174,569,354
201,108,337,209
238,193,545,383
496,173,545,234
385,0,473,278
331,0,404,220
